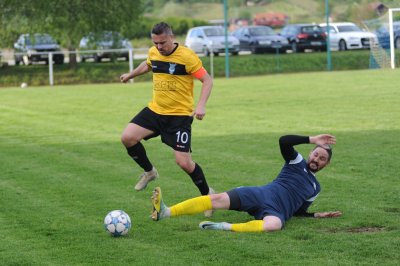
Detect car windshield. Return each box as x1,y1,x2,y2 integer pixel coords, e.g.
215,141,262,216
337,25,362,32
204,28,224,36
249,27,275,36
26,34,56,45
302,26,323,33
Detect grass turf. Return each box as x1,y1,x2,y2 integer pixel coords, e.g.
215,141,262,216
1,69,399,265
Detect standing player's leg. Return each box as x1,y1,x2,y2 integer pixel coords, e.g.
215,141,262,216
174,151,215,217
174,151,210,195
121,123,158,191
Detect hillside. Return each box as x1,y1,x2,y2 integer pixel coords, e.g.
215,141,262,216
150,0,400,26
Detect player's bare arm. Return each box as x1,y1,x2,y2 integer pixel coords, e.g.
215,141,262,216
120,60,151,83
194,72,213,120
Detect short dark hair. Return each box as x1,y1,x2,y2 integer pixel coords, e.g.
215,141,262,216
151,22,173,35
313,145,333,162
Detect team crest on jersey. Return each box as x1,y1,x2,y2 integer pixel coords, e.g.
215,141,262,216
169,63,177,74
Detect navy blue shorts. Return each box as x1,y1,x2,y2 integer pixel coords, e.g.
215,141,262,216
227,185,286,225
131,107,193,152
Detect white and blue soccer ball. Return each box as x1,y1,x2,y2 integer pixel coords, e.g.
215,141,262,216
104,210,131,237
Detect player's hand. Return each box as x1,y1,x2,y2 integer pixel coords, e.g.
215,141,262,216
120,73,131,83
314,211,342,218
310,134,336,148
194,106,206,120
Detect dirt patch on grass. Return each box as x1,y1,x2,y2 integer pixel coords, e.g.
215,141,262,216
345,227,386,233
383,207,400,213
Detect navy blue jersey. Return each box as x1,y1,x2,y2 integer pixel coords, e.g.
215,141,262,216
232,135,320,225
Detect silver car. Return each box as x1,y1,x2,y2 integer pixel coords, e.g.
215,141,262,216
185,26,240,56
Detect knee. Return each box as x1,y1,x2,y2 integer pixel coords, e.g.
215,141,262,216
121,132,139,147
210,193,229,209
263,217,283,232
264,224,282,232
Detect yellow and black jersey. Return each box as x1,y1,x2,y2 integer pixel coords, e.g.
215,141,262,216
146,44,205,115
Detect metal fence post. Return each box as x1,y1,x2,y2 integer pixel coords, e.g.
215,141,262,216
129,48,134,83
49,52,54,86
209,41,214,79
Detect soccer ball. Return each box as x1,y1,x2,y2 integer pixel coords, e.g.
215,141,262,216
20,82,28,88
104,210,131,237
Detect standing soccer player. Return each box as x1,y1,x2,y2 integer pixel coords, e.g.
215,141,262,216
120,22,214,216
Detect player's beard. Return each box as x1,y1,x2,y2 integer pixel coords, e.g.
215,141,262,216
308,161,319,172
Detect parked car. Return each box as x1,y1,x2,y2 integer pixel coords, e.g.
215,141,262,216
232,25,290,54
79,31,132,62
320,22,377,51
280,24,327,53
185,26,240,56
375,21,400,49
14,33,64,65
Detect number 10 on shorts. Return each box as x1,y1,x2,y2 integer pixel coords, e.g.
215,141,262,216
176,131,189,144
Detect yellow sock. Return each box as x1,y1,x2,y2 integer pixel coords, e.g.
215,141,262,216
170,196,212,217
231,220,264,233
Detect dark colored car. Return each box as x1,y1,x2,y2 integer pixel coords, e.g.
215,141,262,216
14,33,64,65
375,21,400,49
232,25,290,54
79,31,132,62
280,24,327,53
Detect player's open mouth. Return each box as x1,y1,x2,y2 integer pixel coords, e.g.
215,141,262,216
310,162,318,169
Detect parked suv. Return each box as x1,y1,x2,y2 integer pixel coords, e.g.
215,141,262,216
320,22,377,51
14,33,64,65
280,24,326,53
79,31,132,62
185,26,240,56
232,25,290,54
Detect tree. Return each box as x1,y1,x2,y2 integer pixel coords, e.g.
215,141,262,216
0,0,144,65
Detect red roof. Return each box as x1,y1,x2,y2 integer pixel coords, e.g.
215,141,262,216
253,12,288,27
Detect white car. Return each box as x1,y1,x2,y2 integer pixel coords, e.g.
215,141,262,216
319,22,377,51
185,26,240,56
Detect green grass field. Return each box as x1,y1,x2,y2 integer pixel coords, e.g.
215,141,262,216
1,70,399,265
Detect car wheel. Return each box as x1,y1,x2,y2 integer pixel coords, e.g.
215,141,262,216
231,51,239,56
339,40,347,51
94,55,101,63
213,52,219,56
14,57,21,65
55,57,64,65
395,37,400,49
22,55,31,65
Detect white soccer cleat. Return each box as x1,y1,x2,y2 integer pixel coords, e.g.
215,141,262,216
199,221,226,231
135,167,158,191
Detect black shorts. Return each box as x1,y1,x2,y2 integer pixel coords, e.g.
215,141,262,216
131,107,194,152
